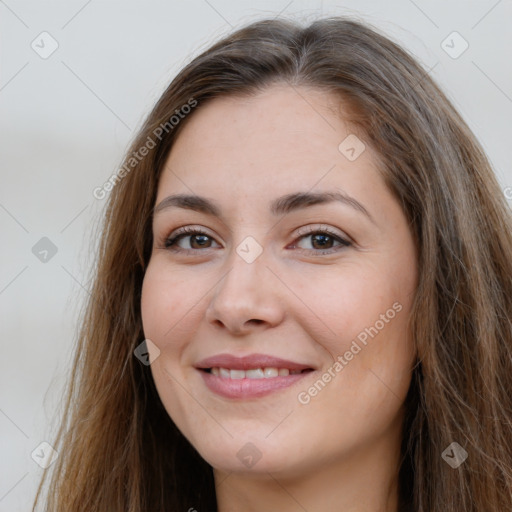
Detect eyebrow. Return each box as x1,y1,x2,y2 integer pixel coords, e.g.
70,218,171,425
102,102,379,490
153,191,375,224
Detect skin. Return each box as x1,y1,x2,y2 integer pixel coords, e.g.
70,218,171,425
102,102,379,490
141,84,418,512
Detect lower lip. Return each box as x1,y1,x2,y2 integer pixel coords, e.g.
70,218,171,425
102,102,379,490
199,370,311,399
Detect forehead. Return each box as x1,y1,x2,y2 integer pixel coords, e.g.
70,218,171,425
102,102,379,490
157,85,384,208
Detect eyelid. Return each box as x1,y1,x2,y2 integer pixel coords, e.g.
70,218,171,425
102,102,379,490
168,224,217,240
163,225,221,251
165,223,349,242
294,223,351,242
288,225,352,254
160,223,353,254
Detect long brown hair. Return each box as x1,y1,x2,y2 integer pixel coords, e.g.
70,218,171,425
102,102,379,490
32,16,512,511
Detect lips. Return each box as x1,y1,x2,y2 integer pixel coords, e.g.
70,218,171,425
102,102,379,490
195,353,315,399
195,353,314,372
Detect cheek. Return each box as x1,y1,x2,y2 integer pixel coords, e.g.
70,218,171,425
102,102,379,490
296,261,415,402
299,264,409,345
293,270,414,448
141,262,200,349
140,264,209,439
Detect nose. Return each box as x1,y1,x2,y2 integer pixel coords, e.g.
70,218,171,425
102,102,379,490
204,248,286,336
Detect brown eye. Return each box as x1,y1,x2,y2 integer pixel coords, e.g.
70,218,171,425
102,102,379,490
293,228,352,254
166,233,213,249
164,228,220,251
163,226,351,255
309,233,336,250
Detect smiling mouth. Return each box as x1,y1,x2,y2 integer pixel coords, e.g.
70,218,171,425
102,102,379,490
203,367,314,379
198,367,315,399
195,353,316,398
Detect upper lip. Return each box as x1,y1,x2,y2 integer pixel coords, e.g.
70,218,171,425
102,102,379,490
195,353,315,371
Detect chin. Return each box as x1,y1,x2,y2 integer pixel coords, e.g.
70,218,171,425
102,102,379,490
188,431,311,477
205,448,297,476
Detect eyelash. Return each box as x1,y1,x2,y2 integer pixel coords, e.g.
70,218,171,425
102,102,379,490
162,225,352,256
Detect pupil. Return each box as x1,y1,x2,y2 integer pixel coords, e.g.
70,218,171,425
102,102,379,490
191,235,210,248
312,234,332,249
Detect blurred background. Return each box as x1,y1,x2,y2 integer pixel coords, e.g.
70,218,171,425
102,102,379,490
1,0,510,510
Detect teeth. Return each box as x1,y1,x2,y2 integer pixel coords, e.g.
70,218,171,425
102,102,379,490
263,367,278,378
246,368,265,379
212,367,301,379
230,369,245,380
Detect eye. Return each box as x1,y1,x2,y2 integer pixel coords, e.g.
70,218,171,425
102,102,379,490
164,226,220,251
290,225,352,255
162,224,352,256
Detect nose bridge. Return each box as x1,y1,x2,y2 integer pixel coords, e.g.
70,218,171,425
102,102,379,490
220,228,269,287
205,236,285,332
217,239,269,304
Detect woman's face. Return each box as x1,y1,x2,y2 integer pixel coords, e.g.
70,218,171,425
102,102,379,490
141,85,418,478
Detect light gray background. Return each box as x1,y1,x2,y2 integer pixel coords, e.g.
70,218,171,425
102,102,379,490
1,1,511,510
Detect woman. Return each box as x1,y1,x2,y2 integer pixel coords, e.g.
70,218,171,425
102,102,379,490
33,16,512,512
